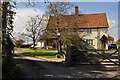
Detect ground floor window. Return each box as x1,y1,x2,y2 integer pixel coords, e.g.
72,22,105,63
86,39,93,45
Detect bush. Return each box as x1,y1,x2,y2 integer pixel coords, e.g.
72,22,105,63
63,34,88,50
116,39,120,46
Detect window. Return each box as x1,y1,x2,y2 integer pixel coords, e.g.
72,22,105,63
87,29,92,33
80,29,84,32
86,39,93,45
102,29,107,33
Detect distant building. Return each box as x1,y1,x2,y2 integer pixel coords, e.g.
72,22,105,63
108,36,114,44
39,6,110,49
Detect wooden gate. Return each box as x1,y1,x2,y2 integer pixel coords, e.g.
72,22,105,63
65,46,120,66
85,49,119,66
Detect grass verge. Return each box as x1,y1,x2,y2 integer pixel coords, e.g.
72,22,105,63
17,48,64,58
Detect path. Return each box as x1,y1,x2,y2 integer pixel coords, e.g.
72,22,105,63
12,51,120,79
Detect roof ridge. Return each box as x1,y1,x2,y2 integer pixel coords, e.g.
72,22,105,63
80,12,106,15
51,12,106,17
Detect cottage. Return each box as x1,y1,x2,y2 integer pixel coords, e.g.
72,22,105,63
39,6,110,50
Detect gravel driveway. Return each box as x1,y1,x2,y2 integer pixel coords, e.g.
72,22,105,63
12,51,120,79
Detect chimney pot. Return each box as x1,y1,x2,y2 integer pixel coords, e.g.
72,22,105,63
75,6,79,15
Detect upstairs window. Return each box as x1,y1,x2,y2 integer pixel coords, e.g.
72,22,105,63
87,29,92,33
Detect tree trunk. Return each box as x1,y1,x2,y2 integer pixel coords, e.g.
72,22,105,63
33,37,36,48
60,40,62,53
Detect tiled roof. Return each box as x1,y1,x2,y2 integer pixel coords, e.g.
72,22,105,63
46,13,109,30
40,13,109,40
40,32,57,40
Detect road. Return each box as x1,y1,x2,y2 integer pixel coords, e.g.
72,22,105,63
12,51,120,79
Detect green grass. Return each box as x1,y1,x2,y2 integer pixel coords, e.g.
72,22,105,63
87,50,116,56
17,48,62,58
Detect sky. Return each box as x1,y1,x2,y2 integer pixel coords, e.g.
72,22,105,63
118,2,120,39
13,2,119,41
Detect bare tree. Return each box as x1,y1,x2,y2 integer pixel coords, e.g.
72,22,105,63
44,2,89,53
24,15,47,48
45,1,74,16
44,1,74,53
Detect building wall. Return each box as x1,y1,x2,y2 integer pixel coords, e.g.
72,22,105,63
100,28,108,49
81,28,108,49
36,41,44,49
39,28,109,50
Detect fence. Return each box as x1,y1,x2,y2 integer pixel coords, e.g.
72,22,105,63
65,45,120,66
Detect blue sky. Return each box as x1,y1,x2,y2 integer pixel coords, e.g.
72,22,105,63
118,2,120,39
16,2,118,20
13,2,119,41
74,2,118,20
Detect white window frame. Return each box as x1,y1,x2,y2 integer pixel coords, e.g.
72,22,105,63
86,39,93,45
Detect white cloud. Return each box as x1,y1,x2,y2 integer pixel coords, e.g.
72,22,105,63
108,19,117,28
13,8,44,33
108,19,118,40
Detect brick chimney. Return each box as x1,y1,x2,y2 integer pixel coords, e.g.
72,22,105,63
75,6,79,15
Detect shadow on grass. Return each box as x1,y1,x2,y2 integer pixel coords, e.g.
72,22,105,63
22,52,56,57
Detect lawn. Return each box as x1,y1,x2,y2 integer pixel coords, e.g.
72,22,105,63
17,48,60,58
17,48,116,59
